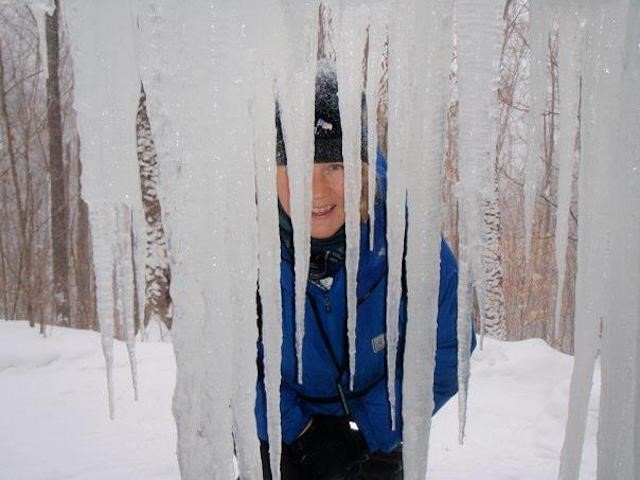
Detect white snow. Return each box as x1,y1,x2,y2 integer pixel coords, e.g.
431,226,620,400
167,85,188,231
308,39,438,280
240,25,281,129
0,322,599,480
0,322,177,480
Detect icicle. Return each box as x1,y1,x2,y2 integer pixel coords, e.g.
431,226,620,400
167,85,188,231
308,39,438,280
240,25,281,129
401,2,453,478
334,2,368,391
454,204,471,444
214,6,268,478
115,203,139,401
135,2,239,477
276,2,318,384
89,203,117,419
384,0,411,431
365,5,387,251
240,2,287,476
25,0,55,80
63,0,143,420
524,0,552,265
250,63,284,480
559,2,640,478
556,6,606,478
454,0,504,444
596,4,640,476
553,3,582,342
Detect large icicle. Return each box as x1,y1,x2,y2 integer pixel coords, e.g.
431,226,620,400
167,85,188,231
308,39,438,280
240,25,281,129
559,2,640,478
523,0,552,264
276,2,318,384
216,4,264,477
597,5,640,476
364,6,387,251
249,22,284,479
384,0,411,430
400,2,453,478
135,2,237,477
556,7,609,478
89,204,117,419
334,2,368,391
115,204,139,401
454,0,504,444
553,3,582,342
63,0,143,420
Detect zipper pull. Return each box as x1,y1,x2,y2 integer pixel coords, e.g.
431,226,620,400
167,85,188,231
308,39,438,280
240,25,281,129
336,383,351,416
324,295,331,313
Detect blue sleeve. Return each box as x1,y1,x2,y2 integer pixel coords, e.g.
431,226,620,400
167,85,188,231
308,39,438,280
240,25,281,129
432,240,477,414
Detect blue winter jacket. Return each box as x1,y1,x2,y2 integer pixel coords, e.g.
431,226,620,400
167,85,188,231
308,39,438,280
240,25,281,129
255,152,475,453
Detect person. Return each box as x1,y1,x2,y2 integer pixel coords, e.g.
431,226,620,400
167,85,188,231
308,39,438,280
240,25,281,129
255,60,475,480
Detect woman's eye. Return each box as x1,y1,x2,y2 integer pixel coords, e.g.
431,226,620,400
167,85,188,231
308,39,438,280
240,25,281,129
328,163,344,172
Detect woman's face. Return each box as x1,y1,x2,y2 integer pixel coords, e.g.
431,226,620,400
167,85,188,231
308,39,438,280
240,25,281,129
277,163,345,239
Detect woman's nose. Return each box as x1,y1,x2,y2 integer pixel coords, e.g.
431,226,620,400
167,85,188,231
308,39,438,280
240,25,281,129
312,171,330,199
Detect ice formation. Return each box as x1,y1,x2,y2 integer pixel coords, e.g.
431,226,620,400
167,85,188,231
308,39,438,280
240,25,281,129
558,1,640,479
454,0,504,443
384,0,409,434
397,2,453,477
523,1,552,264
364,6,386,252
60,0,639,478
334,2,368,391
62,0,142,420
115,204,139,401
553,4,583,341
276,4,318,386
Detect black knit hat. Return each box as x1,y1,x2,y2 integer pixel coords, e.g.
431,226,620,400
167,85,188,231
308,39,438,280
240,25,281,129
276,60,368,165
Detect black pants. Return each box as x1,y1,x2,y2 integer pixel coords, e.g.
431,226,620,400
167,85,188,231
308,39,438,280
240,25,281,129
259,434,403,479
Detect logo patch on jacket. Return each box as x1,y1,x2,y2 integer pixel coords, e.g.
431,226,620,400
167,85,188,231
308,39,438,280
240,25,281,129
371,334,386,353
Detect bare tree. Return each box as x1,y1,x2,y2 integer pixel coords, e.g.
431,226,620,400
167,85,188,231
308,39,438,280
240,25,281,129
46,0,70,327
1,4,93,330
0,30,33,323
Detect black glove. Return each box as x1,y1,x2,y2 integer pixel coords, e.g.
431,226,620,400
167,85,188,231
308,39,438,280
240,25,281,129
290,416,369,480
357,448,403,480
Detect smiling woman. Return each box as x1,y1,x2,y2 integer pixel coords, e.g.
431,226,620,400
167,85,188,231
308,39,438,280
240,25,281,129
255,57,472,480
277,163,346,239
277,162,370,240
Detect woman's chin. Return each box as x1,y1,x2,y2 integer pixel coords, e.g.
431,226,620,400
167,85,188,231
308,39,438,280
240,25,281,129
311,222,343,239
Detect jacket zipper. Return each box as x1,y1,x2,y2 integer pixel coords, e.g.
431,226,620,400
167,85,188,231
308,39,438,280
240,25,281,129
324,294,331,313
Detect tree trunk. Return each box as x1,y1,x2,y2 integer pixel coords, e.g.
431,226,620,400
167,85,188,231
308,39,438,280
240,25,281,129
0,216,8,320
46,0,70,327
75,197,97,330
0,42,30,323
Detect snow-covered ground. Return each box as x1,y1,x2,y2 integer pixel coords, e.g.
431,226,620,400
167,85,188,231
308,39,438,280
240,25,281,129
0,321,599,479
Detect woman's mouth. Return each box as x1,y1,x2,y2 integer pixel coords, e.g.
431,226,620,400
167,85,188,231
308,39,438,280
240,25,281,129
312,205,335,218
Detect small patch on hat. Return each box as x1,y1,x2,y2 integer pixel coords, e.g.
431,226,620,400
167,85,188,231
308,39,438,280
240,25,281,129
315,118,334,136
